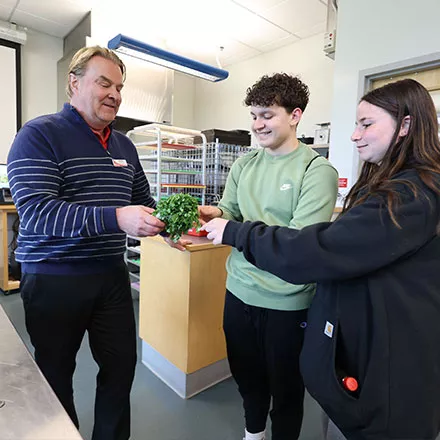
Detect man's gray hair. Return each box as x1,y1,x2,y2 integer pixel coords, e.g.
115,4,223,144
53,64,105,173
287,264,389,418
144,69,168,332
66,46,126,98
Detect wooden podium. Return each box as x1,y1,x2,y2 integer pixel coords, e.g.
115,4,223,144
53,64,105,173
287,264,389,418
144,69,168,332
139,235,231,398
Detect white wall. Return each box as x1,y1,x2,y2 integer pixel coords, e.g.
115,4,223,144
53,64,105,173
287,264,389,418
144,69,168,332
90,7,173,124
172,72,196,128
0,29,62,162
0,44,17,164
21,29,63,123
193,33,334,139
330,0,440,197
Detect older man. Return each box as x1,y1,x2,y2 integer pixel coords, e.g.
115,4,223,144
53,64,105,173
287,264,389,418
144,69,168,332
7,46,163,440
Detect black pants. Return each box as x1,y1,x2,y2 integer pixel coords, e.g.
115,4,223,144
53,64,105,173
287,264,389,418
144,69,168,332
224,290,308,440
20,264,136,440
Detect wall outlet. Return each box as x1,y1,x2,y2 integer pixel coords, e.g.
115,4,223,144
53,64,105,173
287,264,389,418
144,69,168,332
324,30,336,54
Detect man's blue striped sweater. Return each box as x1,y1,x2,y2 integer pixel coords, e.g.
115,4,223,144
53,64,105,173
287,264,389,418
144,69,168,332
7,103,156,275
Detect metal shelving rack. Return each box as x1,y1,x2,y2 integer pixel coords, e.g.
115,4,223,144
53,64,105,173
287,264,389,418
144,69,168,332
125,235,141,294
204,140,255,205
125,124,207,293
127,123,207,204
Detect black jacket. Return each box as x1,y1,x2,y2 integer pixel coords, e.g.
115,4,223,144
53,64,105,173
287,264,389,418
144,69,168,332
223,170,440,440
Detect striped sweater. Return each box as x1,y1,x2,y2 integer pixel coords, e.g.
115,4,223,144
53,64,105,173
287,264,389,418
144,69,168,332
7,103,155,275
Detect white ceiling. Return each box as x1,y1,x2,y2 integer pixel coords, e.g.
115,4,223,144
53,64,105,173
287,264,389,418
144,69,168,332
0,0,329,66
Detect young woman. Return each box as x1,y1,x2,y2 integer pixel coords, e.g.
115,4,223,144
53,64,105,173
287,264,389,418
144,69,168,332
203,79,440,440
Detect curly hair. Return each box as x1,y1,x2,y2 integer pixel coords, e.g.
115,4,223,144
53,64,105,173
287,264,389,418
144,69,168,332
244,73,310,112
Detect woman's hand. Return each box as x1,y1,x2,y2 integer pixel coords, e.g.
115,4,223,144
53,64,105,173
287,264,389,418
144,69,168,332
201,218,229,245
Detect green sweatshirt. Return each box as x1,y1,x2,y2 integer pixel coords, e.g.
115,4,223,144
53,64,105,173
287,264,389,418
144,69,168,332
218,143,338,311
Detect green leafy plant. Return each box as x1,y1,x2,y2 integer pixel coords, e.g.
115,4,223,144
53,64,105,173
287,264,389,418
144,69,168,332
153,193,200,242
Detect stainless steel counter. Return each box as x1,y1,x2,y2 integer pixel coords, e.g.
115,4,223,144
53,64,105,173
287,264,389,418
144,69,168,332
0,305,83,439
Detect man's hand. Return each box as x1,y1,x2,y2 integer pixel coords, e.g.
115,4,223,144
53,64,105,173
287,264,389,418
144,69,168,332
198,205,222,225
116,206,165,237
163,236,192,252
201,218,229,245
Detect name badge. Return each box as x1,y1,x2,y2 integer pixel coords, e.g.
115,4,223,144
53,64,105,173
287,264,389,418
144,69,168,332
324,321,334,338
112,159,128,167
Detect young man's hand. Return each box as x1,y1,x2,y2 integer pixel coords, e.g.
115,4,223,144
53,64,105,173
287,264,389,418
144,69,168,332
201,218,229,245
198,205,222,225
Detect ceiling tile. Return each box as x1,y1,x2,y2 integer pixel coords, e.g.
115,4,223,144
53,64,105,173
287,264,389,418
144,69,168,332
259,34,300,53
10,9,68,37
295,20,326,39
222,49,261,67
0,5,12,22
94,0,216,49
218,1,291,48
232,0,287,14
217,38,262,65
65,0,92,8
261,0,327,36
166,35,260,68
15,0,90,26
232,17,290,48
0,0,328,67
0,0,17,7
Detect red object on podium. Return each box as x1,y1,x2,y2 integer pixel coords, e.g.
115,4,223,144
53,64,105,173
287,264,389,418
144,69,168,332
187,227,208,237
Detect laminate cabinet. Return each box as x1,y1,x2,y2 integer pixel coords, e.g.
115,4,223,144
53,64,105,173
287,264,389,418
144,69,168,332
139,235,231,398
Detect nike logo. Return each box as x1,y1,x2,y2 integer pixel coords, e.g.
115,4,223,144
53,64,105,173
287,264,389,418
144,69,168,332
280,183,293,191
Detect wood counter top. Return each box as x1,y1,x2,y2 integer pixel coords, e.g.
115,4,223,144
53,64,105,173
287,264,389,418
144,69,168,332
0,205,16,213
144,234,228,252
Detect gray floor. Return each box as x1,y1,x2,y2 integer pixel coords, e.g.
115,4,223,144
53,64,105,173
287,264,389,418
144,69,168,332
0,291,323,440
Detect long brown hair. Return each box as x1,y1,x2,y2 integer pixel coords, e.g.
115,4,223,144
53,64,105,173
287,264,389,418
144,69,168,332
343,79,440,226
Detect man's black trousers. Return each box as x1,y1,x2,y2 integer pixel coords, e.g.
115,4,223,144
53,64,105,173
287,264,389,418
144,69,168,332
20,263,136,440
224,290,308,440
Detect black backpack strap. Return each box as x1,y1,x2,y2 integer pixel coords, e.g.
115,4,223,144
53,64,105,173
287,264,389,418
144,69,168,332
304,154,320,173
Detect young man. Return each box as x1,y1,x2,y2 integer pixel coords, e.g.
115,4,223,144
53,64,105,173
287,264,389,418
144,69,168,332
199,73,338,440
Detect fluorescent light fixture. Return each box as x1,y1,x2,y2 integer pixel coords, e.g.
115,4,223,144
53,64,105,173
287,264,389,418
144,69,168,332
108,34,229,82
